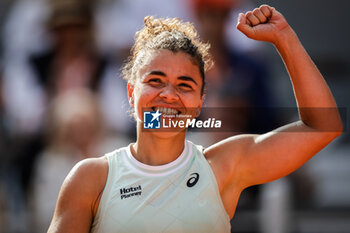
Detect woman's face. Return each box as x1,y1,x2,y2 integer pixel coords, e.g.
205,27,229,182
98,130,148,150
128,49,203,128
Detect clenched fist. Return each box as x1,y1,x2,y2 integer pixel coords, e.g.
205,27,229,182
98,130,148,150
236,5,294,45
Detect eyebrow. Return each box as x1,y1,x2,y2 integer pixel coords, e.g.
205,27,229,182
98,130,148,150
178,76,198,86
148,70,166,77
147,70,198,86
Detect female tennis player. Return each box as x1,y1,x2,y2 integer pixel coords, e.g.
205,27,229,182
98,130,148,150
48,5,342,232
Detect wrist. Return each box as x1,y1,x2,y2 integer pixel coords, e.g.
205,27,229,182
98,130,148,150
273,26,298,49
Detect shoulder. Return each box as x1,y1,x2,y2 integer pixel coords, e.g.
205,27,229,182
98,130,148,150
202,134,257,188
57,156,108,211
203,134,256,160
48,157,108,232
65,157,108,196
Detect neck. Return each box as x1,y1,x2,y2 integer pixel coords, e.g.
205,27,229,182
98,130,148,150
132,127,187,166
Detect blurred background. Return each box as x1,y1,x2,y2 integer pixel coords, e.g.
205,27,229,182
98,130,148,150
0,0,349,232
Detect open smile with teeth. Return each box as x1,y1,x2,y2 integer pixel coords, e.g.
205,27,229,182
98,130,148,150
152,107,181,115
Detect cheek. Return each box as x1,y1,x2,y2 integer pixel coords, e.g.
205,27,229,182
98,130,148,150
186,86,203,102
180,93,202,107
133,85,158,111
135,85,155,102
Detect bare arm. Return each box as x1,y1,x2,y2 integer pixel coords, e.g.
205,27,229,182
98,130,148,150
48,157,108,233
207,5,343,190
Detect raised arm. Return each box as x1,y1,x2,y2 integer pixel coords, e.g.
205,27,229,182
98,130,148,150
205,5,343,191
48,157,108,233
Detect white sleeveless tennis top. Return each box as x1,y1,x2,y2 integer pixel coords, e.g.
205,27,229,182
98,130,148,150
90,140,230,233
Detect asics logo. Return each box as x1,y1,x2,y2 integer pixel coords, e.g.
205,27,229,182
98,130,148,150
187,173,199,187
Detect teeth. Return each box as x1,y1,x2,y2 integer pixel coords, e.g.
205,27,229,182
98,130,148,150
155,107,179,115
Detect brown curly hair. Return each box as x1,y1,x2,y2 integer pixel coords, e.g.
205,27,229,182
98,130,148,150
122,16,213,95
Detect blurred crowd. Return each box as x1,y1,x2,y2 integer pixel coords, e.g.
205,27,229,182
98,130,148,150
0,0,347,232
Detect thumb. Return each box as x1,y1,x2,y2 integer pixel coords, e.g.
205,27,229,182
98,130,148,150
236,13,254,38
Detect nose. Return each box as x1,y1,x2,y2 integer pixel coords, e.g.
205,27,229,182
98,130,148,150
159,84,179,102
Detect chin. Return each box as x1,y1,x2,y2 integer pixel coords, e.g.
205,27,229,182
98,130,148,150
141,126,187,139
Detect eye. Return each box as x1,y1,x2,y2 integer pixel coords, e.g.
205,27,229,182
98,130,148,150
178,83,193,90
148,78,163,86
149,78,161,83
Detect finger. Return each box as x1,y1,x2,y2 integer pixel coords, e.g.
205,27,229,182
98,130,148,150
246,11,260,26
245,17,252,27
236,13,249,28
259,5,272,18
237,12,250,26
236,13,254,38
253,8,267,23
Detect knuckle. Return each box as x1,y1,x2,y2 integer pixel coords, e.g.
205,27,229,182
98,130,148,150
260,4,270,9
260,7,271,16
261,6,268,11
253,8,260,14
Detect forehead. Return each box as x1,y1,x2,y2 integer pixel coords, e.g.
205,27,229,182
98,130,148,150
138,49,202,80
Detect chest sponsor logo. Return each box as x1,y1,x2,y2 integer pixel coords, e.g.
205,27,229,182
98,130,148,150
187,173,200,187
120,185,142,199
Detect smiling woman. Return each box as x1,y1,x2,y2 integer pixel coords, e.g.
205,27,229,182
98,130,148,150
122,16,212,95
48,4,343,233
129,50,203,122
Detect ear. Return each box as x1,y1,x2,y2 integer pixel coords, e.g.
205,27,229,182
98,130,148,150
127,83,134,107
